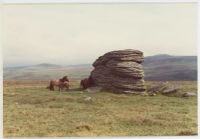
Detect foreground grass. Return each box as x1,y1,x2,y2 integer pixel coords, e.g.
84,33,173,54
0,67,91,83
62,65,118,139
3,80,197,137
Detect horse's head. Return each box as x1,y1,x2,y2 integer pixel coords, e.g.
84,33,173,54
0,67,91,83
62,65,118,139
60,76,69,82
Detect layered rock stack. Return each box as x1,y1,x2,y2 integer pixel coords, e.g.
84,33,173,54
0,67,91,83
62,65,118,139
89,49,145,93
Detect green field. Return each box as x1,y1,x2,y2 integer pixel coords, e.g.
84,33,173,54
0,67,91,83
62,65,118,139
3,80,197,137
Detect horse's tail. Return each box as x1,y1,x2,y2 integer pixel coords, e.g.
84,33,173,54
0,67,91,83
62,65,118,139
49,81,54,91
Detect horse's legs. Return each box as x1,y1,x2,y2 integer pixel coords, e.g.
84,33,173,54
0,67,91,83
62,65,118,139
65,83,69,91
59,85,63,92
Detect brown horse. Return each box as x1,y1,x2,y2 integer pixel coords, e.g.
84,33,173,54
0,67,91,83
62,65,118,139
80,76,93,89
47,76,69,91
59,81,69,91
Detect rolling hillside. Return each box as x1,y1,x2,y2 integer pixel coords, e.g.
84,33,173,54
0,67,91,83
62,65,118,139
3,63,93,80
3,55,197,81
143,55,197,80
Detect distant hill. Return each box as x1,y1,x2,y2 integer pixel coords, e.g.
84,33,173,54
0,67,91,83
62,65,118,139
3,63,93,80
33,63,62,68
143,54,197,81
3,55,197,81
4,63,62,70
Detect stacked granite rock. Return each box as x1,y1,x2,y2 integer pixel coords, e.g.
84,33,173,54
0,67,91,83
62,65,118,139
90,49,145,93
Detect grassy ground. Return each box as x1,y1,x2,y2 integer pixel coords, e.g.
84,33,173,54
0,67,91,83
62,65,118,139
3,80,198,137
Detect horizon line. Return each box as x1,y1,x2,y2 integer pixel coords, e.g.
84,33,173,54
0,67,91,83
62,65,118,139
3,54,197,68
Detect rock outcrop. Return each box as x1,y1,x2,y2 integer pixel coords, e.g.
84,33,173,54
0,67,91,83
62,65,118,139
147,82,179,95
89,49,145,93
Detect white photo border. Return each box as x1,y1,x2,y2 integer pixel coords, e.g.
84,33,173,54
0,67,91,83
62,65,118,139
0,0,199,139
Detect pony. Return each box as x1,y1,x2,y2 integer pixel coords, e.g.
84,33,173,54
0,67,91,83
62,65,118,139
59,76,69,82
47,76,69,91
58,81,69,91
80,76,93,89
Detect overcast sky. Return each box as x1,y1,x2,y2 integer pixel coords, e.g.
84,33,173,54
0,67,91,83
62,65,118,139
2,3,197,67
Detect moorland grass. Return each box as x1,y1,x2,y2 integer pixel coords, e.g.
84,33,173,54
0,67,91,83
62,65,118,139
3,80,198,137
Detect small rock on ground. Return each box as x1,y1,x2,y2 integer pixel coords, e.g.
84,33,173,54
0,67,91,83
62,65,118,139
86,87,102,93
182,92,196,97
84,97,92,101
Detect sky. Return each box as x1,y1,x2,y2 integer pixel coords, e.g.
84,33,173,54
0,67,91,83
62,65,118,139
2,3,197,67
